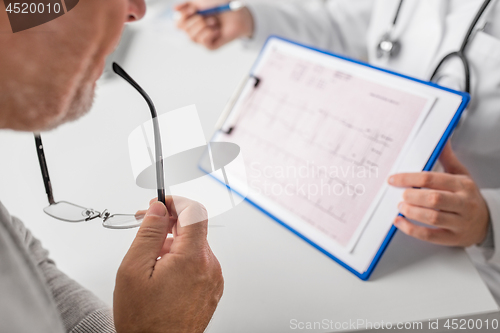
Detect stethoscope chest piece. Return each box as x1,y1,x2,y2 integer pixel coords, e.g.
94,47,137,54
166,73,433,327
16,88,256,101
376,33,401,58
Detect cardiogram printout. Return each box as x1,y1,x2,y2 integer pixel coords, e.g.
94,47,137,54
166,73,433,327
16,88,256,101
219,46,434,251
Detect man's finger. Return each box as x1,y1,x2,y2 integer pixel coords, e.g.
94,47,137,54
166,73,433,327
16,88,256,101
389,172,462,192
164,197,209,257
149,197,165,207
402,188,462,212
159,237,174,258
123,202,170,275
394,216,457,245
136,209,147,217
398,202,457,228
439,141,470,175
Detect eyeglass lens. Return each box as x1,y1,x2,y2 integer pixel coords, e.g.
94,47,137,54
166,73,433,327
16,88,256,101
102,214,145,229
43,201,95,222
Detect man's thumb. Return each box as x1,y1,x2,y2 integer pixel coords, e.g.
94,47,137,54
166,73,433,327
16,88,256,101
125,202,169,270
439,141,469,175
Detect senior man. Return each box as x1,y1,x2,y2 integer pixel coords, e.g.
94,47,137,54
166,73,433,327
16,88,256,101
0,1,223,332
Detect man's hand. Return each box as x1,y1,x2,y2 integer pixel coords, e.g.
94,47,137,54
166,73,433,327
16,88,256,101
114,196,224,333
388,142,490,247
175,2,254,50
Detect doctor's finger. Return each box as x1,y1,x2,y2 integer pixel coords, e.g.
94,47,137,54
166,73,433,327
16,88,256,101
174,2,191,12
185,16,210,36
389,172,462,192
439,141,470,176
402,188,463,212
176,11,201,30
211,36,232,50
174,2,197,18
398,202,458,228
195,27,221,48
394,216,456,246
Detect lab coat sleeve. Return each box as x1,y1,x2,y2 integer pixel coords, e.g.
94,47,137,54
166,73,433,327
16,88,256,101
478,189,500,264
243,0,374,60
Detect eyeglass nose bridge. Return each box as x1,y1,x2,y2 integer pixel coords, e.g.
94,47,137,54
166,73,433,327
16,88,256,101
98,209,112,222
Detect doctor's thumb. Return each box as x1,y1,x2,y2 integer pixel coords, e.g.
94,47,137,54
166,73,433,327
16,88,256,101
439,141,469,176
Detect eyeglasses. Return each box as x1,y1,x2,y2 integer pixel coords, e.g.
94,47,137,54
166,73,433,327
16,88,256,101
34,63,166,229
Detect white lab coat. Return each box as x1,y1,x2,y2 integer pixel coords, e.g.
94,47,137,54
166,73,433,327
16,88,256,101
245,0,500,304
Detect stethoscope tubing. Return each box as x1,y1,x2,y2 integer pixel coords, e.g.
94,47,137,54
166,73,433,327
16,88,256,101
380,0,494,94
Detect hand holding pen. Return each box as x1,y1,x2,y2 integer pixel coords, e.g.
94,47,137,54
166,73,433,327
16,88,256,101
175,1,254,50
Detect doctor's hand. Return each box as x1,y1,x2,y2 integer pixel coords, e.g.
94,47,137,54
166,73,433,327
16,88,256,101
175,2,254,50
388,142,490,247
113,196,224,333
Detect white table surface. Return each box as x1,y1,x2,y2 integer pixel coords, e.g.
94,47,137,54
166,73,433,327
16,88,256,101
0,5,498,332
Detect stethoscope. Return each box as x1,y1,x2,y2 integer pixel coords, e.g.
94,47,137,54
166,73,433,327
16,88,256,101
377,0,494,94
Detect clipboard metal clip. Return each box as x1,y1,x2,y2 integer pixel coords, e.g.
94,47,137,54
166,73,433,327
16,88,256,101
252,75,261,88
216,74,261,135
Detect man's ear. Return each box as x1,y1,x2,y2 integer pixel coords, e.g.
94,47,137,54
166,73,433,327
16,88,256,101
4,0,79,33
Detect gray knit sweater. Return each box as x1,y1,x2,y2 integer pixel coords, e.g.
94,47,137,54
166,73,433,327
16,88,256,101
0,201,116,333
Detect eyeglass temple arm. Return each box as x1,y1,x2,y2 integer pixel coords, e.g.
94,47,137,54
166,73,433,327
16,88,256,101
112,62,166,206
34,134,55,205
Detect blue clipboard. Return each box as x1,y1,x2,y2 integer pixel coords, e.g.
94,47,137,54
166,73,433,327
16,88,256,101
204,36,470,281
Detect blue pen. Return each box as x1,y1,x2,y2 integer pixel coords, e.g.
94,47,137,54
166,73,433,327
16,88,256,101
196,1,244,16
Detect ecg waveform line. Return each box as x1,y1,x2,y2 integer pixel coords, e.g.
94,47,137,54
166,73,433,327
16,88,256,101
239,89,393,165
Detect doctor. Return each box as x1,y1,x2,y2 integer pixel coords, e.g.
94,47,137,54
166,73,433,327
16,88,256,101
176,0,500,303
